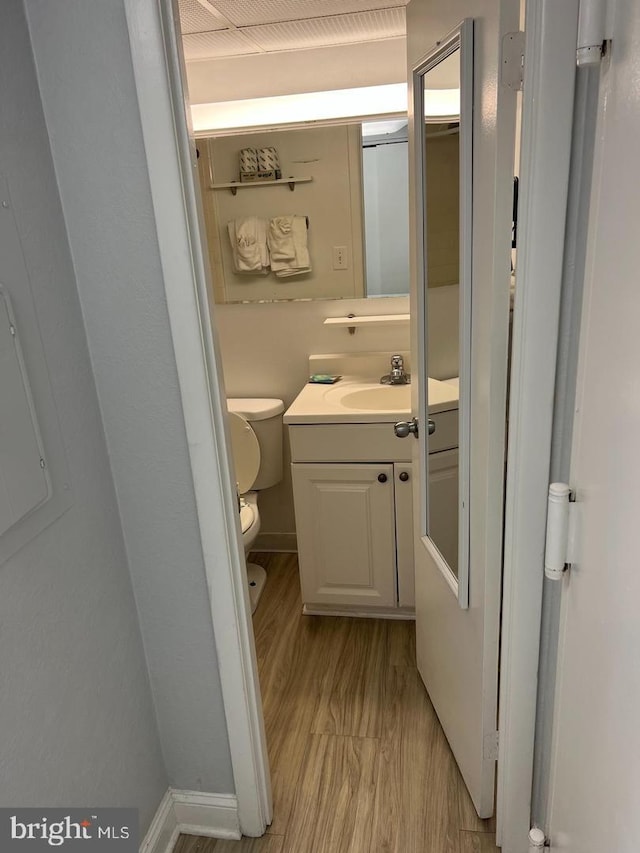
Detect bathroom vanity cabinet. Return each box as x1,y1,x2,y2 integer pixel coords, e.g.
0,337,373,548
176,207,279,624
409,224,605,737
288,410,458,616
283,357,460,617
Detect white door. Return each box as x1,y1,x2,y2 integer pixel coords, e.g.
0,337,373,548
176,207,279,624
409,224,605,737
547,6,640,848
406,0,518,817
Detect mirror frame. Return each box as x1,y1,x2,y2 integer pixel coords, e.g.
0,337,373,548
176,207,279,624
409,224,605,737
413,19,473,609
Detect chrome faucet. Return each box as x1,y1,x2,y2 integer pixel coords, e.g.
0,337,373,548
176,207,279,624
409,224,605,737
381,354,410,385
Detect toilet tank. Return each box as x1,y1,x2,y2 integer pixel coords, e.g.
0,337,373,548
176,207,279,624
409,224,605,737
227,398,284,491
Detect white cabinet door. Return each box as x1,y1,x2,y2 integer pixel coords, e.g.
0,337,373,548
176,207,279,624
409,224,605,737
394,463,415,608
292,463,396,608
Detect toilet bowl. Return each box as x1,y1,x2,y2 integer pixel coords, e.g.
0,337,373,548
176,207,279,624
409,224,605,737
227,398,284,613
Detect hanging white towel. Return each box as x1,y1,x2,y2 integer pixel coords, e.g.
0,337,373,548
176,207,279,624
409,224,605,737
269,215,311,278
227,217,269,274
267,216,296,261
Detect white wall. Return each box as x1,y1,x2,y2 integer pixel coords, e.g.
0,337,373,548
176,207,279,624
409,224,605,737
25,0,235,796
546,2,640,846
185,38,407,104
0,0,166,830
214,288,458,544
362,141,410,296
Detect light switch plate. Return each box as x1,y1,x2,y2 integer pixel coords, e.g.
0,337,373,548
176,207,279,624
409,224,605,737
332,245,348,270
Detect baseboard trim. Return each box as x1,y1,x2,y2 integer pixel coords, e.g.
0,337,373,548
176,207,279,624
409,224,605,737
140,789,240,853
172,791,240,840
302,604,416,620
253,532,297,553
140,791,177,853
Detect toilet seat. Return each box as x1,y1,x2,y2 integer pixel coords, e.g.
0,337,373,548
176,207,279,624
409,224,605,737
228,412,261,495
239,495,258,535
239,501,254,534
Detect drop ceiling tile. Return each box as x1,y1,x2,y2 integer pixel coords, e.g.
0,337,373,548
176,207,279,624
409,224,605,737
182,30,261,61
178,0,229,34
210,0,408,27
245,8,406,52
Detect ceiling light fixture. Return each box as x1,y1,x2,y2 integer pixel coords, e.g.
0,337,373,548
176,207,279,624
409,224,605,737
190,83,460,135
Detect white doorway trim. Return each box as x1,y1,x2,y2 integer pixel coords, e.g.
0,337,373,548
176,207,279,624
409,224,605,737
497,1,579,850
122,0,583,845
124,0,271,836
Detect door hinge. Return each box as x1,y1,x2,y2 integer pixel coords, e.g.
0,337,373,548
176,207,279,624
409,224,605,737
483,730,499,761
544,483,578,580
501,31,525,90
529,827,550,850
577,0,614,66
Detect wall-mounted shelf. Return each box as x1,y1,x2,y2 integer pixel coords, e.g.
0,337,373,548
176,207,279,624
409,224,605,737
210,176,314,196
324,313,410,334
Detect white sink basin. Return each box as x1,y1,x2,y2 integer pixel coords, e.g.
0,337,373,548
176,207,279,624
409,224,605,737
283,374,458,425
324,383,411,412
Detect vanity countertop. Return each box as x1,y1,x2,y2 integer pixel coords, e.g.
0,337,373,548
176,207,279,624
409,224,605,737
283,375,459,425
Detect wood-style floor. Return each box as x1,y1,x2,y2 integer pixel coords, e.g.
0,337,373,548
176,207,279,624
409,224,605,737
174,553,498,853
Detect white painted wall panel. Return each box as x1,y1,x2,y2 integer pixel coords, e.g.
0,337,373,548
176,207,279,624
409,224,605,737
0,290,50,535
25,0,235,796
0,0,167,831
548,2,640,848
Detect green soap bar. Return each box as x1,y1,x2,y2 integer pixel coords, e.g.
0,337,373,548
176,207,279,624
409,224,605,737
309,374,341,384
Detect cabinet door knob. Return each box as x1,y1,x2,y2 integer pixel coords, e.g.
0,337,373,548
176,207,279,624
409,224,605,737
378,473,388,483
399,471,410,482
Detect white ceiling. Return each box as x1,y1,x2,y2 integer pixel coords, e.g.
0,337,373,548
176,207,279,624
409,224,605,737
178,0,408,62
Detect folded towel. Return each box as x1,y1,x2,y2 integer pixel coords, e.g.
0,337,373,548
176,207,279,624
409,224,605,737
269,215,311,278
267,216,296,261
228,217,269,275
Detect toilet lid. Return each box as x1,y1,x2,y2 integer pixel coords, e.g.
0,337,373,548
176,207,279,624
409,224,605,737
228,411,260,494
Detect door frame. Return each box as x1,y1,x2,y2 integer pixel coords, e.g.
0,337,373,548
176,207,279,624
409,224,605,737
497,1,579,849
124,0,271,836
124,0,581,844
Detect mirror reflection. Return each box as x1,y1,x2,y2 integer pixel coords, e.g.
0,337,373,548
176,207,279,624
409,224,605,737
361,121,409,297
419,36,469,594
196,119,435,304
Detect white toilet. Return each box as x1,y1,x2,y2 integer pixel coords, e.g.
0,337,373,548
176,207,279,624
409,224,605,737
227,398,284,613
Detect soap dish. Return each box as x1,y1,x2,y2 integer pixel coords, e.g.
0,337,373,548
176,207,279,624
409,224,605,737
309,374,341,384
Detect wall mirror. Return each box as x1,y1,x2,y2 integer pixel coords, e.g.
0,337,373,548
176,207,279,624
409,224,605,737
197,119,415,304
414,20,473,608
